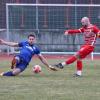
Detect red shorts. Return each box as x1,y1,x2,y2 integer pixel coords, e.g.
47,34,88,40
77,45,94,59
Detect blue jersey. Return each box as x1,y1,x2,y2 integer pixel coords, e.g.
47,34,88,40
18,41,40,63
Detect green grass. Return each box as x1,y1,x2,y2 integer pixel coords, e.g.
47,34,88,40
0,58,100,100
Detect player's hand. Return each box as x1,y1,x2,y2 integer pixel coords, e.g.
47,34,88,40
49,65,57,71
0,39,5,44
64,30,68,35
97,33,100,38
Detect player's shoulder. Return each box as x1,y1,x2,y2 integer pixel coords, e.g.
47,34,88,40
90,24,98,28
33,44,41,54
33,44,41,50
91,24,99,30
18,40,28,47
79,27,84,32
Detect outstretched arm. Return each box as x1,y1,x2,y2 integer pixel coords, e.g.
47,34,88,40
0,39,19,47
37,54,57,71
65,29,82,35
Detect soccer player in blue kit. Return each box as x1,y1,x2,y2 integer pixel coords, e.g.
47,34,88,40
0,34,56,76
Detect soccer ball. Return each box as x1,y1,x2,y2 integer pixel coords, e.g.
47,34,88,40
32,65,41,73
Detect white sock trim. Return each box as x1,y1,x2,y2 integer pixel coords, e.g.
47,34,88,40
76,71,82,76
62,62,66,66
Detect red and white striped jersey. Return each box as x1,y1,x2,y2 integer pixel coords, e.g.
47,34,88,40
66,24,100,46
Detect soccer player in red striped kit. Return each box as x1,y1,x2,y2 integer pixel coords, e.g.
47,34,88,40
55,17,100,77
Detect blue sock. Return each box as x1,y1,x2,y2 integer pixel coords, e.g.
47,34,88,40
3,71,15,76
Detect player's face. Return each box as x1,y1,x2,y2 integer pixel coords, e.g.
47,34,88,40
28,36,36,45
81,17,90,27
81,19,88,26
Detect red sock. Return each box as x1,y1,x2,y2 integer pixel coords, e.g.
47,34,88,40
77,60,82,71
66,56,77,65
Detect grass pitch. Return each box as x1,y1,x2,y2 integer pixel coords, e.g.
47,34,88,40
0,57,100,100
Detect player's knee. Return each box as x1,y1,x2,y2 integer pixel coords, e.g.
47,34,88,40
11,56,20,65
75,52,81,59
14,56,20,63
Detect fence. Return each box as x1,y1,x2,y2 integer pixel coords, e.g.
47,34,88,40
2,3,100,59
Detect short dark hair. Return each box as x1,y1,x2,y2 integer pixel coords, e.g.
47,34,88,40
28,34,36,38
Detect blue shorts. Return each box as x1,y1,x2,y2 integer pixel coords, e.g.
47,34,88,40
16,62,28,72
15,55,29,72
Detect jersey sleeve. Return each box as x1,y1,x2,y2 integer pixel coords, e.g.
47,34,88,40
34,46,41,55
66,28,83,34
18,42,24,47
79,27,84,33
93,25,100,33
93,26,100,38
18,41,26,47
